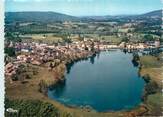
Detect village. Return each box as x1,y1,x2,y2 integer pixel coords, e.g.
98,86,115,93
5,37,161,84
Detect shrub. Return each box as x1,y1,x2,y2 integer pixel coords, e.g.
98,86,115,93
39,80,48,94
142,80,159,101
5,98,59,117
144,81,159,95
143,74,151,83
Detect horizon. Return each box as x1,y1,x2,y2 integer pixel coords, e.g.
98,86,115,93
5,0,162,16
5,9,161,17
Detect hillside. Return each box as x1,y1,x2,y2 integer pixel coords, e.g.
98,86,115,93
141,10,162,17
5,10,162,23
5,12,80,23
83,10,162,21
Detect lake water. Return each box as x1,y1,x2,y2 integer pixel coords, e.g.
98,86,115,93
48,50,145,112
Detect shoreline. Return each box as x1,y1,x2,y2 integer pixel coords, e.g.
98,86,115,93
5,49,162,117
41,50,151,112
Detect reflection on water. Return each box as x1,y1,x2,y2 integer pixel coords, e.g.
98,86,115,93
49,80,66,98
66,62,75,74
90,54,96,64
132,59,139,67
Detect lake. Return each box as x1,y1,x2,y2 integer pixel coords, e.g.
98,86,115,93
48,50,145,112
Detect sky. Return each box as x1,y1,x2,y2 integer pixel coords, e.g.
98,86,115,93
5,0,162,16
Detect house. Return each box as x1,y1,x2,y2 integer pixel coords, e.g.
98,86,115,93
119,42,126,48
137,43,145,49
31,60,41,66
5,62,17,78
154,40,160,48
21,49,29,53
17,55,27,62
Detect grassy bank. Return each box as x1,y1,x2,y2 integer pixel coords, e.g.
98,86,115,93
139,54,163,116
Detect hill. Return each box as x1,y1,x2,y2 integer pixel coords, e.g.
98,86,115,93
83,10,162,21
5,10,162,23
141,10,162,18
5,11,80,23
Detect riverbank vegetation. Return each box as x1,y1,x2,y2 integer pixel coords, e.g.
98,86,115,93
139,53,163,116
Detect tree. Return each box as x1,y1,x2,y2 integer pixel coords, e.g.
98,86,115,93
143,34,154,42
5,99,59,117
122,37,129,42
127,29,132,33
5,47,15,57
78,34,84,41
15,64,27,83
5,32,14,41
39,80,47,94
5,32,22,42
62,34,72,43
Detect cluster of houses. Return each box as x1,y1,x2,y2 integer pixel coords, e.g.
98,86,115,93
5,39,161,80
5,62,17,77
7,39,161,64
119,40,161,50
3,40,95,80
5,62,18,83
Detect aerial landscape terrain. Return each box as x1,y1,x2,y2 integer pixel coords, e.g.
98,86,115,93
4,0,163,117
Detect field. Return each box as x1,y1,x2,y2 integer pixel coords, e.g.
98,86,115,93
140,55,162,68
118,28,134,33
100,36,122,43
146,93,163,115
21,33,122,44
21,34,63,43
